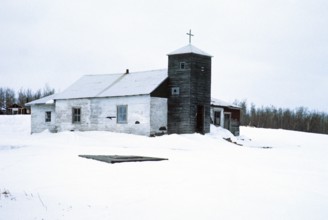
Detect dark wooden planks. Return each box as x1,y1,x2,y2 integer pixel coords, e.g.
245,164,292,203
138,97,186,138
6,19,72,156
79,155,168,164
167,53,212,134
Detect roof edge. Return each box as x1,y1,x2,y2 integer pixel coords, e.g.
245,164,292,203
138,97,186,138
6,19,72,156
211,98,241,109
25,94,57,106
167,44,212,57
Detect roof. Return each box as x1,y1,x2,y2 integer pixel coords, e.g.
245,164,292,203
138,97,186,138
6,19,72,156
8,104,23,108
168,44,212,57
211,98,241,109
54,69,168,100
25,94,57,106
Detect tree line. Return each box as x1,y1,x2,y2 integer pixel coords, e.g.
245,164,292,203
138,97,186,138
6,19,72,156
0,85,55,113
234,100,328,135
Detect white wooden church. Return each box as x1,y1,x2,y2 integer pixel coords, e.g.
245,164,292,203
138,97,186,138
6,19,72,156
27,41,241,136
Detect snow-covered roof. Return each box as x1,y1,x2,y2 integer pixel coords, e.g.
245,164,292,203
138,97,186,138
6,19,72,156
25,94,57,106
54,69,168,100
211,98,241,109
168,44,212,57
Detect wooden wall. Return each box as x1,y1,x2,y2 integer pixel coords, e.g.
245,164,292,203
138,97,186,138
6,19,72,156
167,53,211,134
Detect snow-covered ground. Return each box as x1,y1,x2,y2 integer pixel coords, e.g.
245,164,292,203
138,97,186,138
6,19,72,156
1,115,328,220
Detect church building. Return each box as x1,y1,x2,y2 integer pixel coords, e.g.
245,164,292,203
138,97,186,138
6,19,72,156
27,41,240,136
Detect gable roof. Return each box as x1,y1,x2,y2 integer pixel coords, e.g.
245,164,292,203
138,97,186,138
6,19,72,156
54,69,168,100
25,94,56,106
211,98,241,109
8,104,23,108
168,44,212,57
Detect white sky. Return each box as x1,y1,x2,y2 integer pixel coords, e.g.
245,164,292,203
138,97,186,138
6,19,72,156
1,0,328,112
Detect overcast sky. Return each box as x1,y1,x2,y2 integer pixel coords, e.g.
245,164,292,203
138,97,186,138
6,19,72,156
1,0,328,111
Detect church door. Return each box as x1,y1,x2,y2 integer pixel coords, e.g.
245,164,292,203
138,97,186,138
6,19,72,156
196,105,205,134
224,113,231,130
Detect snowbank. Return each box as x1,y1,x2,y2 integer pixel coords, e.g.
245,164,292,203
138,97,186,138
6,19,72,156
1,116,328,220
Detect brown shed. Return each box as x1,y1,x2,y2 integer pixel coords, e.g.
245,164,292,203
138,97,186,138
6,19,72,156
7,104,30,115
210,98,241,136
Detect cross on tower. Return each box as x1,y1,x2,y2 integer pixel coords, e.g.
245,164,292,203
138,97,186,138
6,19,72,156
186,29,194,44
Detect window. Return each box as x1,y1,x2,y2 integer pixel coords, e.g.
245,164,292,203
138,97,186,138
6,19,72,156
45,111,51,122
171,87,180,96
214,111,221,126
201,66,205,72
72,108,81,123
180,62,185,69
117,105,127,124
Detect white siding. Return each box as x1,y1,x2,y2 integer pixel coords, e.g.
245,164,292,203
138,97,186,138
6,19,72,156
30,104,56,133
55,95,152,136
150,97,167,135
55,99,91,132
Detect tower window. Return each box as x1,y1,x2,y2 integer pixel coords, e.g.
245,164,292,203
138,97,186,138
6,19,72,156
201,67,205,72
180,62,185,69
171,87,180,96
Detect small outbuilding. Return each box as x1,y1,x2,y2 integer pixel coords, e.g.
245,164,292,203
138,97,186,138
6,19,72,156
7,104,30,115
210,98,241,136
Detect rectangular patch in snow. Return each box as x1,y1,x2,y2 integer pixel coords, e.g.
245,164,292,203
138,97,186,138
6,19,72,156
78,155,168,164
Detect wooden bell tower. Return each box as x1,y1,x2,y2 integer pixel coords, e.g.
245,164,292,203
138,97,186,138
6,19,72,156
167,33,212,134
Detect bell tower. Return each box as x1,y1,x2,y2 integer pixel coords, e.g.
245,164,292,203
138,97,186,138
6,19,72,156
167,42,212,134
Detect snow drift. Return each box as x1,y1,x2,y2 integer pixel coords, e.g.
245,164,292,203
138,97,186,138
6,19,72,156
1,115,328,220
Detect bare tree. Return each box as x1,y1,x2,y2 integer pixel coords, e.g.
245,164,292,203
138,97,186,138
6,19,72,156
42,84,55,97
235,100,328,135
5,88,16,111
0,85,55,114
